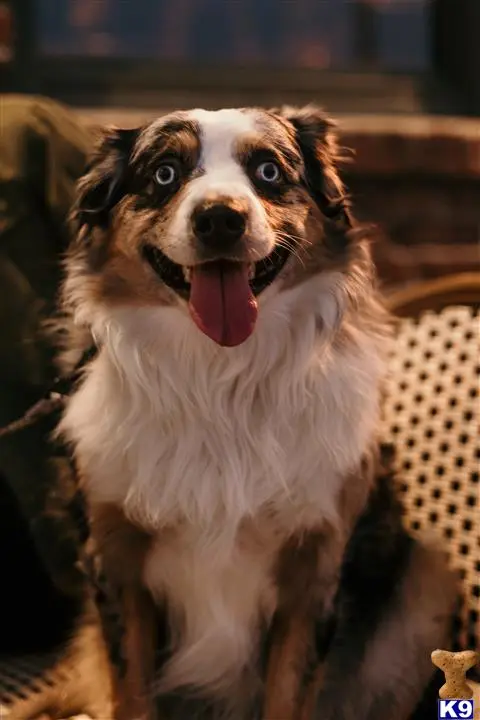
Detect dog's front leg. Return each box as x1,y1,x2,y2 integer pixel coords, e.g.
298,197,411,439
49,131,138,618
263,531,341,720
113,585,158,720
90,504,158,720
263,611,316,720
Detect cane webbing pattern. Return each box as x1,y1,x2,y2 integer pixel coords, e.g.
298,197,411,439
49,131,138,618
0,651,65,716
383,305,479,662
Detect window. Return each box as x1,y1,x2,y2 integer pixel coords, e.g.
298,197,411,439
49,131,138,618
36,0,431,72
4,0,479,115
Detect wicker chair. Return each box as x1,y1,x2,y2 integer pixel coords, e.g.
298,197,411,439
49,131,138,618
383,272,480,689
1,273,479,719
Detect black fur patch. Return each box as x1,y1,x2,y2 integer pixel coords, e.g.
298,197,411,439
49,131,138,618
74,128,138,231
272,107,352,225
313,465,416,717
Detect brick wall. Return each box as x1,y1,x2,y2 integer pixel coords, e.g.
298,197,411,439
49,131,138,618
78,109,480,289
339,115,479,289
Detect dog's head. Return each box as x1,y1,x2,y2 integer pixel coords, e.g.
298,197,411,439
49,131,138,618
69,105,364,347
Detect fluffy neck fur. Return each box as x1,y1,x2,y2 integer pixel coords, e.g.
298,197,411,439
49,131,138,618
62,268,386,540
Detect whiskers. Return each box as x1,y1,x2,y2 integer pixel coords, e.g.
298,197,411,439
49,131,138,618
275,231,307,269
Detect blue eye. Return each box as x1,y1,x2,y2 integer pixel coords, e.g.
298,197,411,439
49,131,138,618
256,161,281,183
155,164,177,186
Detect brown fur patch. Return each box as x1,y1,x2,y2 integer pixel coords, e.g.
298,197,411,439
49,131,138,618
134,116,201,172
67,201,184,311
299,665,326,720
92,209,178,308
89,503,154,587
113,587,159,720
89,504,158,720
193,193,250,217
263,533,323,720
64,116,203,313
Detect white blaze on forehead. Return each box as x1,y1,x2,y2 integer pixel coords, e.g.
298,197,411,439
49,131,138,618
162,108,274,265
189,108,258,175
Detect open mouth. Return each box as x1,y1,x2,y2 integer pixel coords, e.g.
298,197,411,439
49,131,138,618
142,242,291,299
143,242,291,348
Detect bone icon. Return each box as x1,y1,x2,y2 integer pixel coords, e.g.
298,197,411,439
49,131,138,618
431,649,480,700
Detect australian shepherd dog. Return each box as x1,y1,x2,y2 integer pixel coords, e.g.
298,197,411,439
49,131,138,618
57,105,455,720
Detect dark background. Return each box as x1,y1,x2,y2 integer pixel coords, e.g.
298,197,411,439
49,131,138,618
2,0,479,116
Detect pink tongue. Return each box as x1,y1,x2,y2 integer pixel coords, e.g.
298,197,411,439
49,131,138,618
189,262,258,347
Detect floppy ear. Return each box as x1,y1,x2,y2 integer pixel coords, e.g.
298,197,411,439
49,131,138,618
274,105,352,229
74,127,139,231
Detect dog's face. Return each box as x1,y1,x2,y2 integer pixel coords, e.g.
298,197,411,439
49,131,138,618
71,106,355,347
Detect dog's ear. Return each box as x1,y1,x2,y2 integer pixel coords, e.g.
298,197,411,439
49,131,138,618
74,127,139,230
273,105,352,228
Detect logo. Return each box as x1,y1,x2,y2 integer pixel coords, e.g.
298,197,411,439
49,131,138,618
438,700,474,719
432,649,479,720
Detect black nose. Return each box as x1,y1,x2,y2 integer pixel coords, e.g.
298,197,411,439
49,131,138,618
192,204,246,247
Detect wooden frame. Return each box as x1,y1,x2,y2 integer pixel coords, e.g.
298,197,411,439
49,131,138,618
385,273,480,318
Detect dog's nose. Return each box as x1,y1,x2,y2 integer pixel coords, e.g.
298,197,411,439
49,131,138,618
192,203,246,247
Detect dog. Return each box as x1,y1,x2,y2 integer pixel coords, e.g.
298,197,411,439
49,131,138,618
58,105,456,720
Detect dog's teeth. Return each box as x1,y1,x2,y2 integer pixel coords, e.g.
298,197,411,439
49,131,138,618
248,264,255,279
182,267,192,282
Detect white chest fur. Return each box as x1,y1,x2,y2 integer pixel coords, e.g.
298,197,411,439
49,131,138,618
143,522,278,695
61,274,385,694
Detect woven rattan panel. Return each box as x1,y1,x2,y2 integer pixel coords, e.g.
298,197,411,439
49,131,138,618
383,305,479,657
0,651,94,719
0,651,61,710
